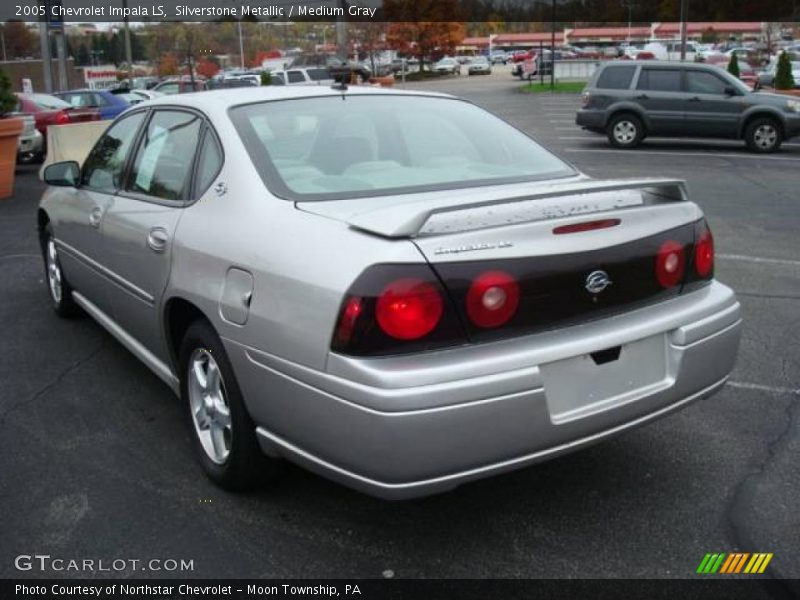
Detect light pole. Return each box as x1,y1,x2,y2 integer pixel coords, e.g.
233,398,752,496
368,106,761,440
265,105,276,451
679,0,689,61
238,20,245,69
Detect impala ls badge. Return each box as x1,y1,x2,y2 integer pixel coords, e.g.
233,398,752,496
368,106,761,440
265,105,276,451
585,270,612,295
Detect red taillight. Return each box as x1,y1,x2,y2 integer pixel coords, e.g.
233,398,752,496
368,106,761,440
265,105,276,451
655,240,686,289
466,271,520,328
694,228,714,278
333,296,362,346
376,278,443,340
55,111,70,125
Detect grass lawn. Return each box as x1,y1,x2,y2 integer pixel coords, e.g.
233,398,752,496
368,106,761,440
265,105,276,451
520,81,586,94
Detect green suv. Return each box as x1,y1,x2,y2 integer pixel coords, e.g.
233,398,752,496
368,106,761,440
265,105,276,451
576,61,800,152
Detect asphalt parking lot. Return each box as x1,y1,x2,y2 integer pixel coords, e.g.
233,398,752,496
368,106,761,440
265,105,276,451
1,72,798,588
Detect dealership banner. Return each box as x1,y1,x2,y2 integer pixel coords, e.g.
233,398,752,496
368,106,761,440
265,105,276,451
3,579,800,600
3,0,800,23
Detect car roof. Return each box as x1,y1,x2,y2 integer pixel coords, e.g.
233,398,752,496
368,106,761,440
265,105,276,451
144,85,453,114
598,60,725,69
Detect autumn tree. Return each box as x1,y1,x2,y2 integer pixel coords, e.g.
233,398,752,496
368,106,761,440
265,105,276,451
351,22,389,74
385,0,465,71
157,53,179,77
196,56,220,79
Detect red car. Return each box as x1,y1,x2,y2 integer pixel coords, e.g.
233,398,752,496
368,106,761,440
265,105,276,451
14,92,100,139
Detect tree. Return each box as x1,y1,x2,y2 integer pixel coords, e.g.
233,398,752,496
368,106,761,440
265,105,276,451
260,71,271,86
157,53,179,76
775,51,795,90
727,52,740,78
196,56,220,79
700,28,719,44
1,21,38,59
76,43,90,66
385,0,465,72
0,69,17,117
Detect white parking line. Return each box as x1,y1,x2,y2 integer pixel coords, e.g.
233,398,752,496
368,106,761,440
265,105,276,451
717,254,800,267
562,148,800,161
727,381,799,395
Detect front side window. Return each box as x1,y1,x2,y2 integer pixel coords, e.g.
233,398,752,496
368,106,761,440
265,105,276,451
637,69,683,92
127,110,202,201
81,111,146,192
230,95,575,202
686,71,728,95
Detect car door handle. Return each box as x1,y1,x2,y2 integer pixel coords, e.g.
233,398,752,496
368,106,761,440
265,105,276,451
89,206,103,228
688,96,702,102
635,94,649,100
147,227,169,253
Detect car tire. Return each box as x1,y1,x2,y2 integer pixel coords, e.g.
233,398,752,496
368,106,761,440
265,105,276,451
744,117,782,153
42,223,80,318
179,319,282,491
607,113,645,149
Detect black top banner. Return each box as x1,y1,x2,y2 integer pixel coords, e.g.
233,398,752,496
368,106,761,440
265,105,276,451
3,0,799,23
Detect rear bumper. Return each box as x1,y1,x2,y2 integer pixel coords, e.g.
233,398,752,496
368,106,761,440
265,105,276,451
576,109,605,129
225,281,741,499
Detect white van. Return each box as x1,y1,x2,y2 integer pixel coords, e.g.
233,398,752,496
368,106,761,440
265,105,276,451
643,40,697,61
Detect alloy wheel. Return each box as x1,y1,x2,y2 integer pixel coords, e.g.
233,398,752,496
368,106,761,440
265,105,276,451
188,348,232,464
46,237,62,304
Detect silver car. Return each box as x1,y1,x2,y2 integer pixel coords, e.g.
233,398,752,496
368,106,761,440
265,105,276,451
38,86,741,499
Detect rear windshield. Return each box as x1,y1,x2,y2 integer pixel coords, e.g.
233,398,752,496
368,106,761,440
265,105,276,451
28,93,71,110
229,95,574,202
596,65,636,89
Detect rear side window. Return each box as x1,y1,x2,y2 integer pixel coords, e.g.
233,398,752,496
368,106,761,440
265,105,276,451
307,68,330,81
637,69,683,92
596,66,636,89
287,71,305,84
195,131,223,196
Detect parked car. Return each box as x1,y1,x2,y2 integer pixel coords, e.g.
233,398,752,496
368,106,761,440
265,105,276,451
152,79,208,95
269,67,334,86
14,92,100,142
207,77,259,90
433,57,461,75
127,89,165,102
54,89,132,120
576,61,800,152
38,86,740,499
489,50,509,65
467,57,492,75
13,113,43,163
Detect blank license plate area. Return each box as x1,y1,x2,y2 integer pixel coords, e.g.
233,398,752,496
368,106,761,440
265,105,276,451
541,334,668,424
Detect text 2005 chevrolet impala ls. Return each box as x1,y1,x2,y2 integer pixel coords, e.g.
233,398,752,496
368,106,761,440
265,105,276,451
38,86,741,499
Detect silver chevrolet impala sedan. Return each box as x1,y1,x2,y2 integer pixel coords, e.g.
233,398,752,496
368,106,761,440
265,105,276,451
38,86,741,499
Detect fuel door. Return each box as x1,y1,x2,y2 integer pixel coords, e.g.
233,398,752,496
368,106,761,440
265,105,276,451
220,268,254,325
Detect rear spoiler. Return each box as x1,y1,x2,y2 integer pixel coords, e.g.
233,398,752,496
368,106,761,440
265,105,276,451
347,178,688,238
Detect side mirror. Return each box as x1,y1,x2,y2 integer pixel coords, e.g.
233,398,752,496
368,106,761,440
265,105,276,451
724,85,738,96
43,161,80,187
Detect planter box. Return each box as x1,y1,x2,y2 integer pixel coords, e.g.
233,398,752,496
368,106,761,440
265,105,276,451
0,117,24,199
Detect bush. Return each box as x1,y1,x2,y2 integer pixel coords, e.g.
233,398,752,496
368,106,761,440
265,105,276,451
0,69,17,117
774,51,795,90
727,53,740,78
260,71,271,86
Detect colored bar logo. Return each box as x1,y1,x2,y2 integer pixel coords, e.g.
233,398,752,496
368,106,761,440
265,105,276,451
697,553,773,574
